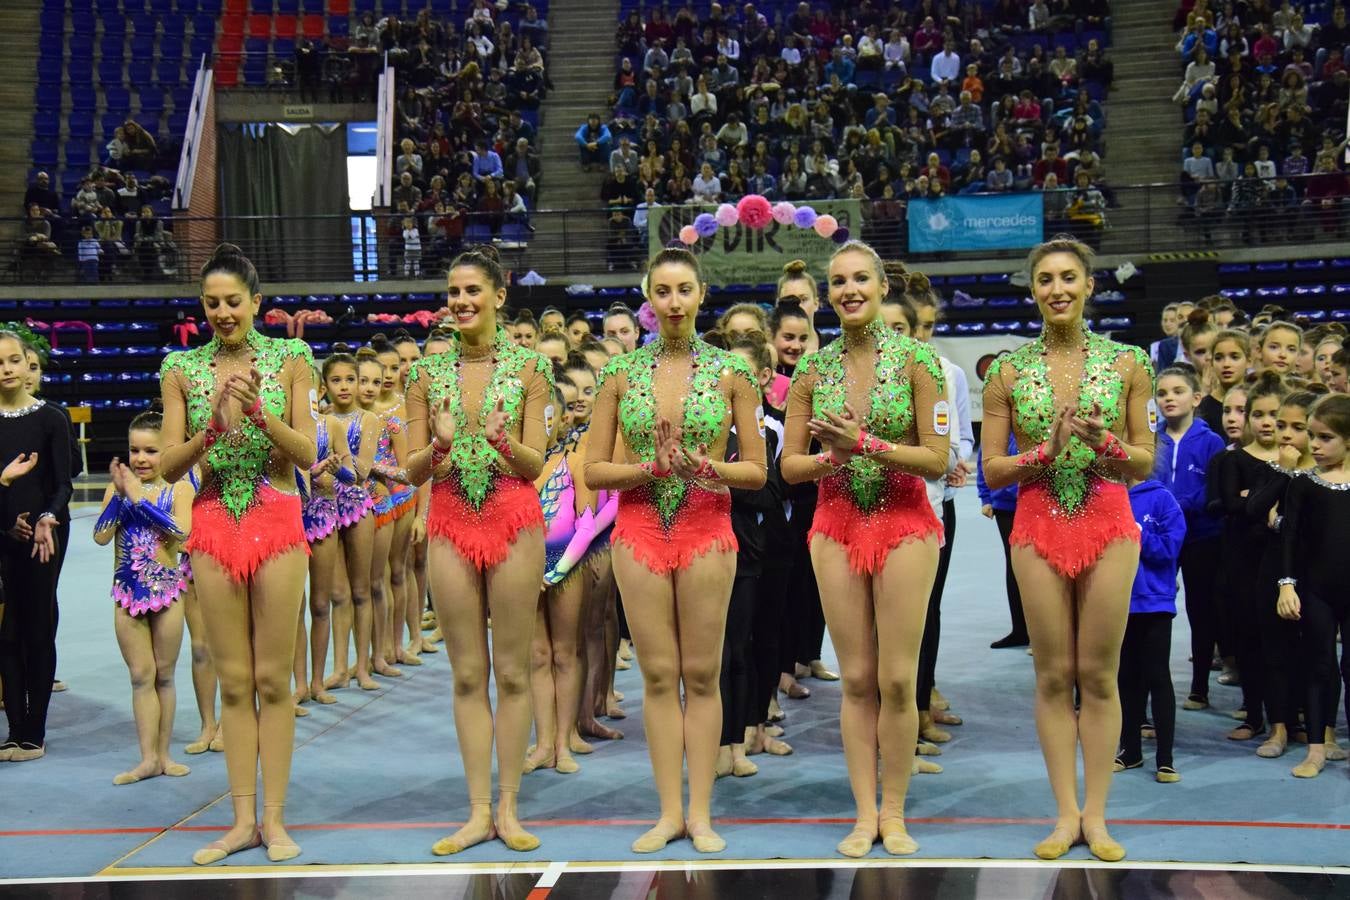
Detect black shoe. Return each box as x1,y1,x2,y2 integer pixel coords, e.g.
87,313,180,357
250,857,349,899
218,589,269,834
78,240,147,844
991,633,1030,649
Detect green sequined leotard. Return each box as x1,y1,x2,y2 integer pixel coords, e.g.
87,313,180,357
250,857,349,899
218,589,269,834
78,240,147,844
985,328,1154,578
787,320,948,575
596,336,759,573
160,328,314,519
406,326,553,509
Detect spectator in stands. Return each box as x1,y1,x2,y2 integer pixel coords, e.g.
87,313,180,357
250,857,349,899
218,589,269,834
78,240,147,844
295,38,323,102
1229,161,1266,243
21,202,59,277
95,206,129,275
73,226,99,283
1029,0,1052,32
715,113,749,151
1182,141,1217,199
23,172,59,219
1050,45,1078,87
1191,177,1225,242
116,174,143,218
502,180,529,230
602,166,640,213
519,5,548,49
987,156,1014,191
1066,170,1106,248
504,137,540,204
516,34,544,75
396,139,424,184
692,161,722,203
748,159,777,198
121,120,157,169
132,205,170,280
931,39,961,86
507,57,543,110
690,76,718,122
1283,142,1310,181
393,172,422,212
576,113,613,172
476,179,505,235
105,127,130,170
1283,12,1315,53
1304,155,1350,236
72,179,101,223
949,91,986,148
1033,145,1069,187
606,205,637,272
610,136,639,176
921,151,952,190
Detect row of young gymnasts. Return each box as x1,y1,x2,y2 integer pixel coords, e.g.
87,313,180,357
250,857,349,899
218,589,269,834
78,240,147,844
4,235,1348,866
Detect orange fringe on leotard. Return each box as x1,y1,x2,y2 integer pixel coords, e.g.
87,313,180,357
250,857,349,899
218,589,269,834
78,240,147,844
1010,479,1139,579
612,485,738,575
426,475,544,570
808,469,942,576
186,484,309,584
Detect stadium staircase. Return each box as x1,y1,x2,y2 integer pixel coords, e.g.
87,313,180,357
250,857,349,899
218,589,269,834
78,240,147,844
0,1,45,244
534,0,617,275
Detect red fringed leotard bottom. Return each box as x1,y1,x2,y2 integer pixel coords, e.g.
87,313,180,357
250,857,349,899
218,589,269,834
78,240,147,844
809,469,943,576
427,475,544,571
186,484,309,584
612,484,737,575
1010,478,1140,579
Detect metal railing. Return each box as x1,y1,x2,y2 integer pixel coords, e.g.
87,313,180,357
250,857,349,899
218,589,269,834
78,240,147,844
6,177,1350,285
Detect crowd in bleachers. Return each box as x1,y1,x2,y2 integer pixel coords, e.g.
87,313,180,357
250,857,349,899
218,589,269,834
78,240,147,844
384,0,550,276
591,0,1114,265
1174,0,1350,244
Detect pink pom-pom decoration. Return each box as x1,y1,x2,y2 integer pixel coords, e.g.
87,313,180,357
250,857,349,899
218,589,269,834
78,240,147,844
637,301,660,333
771,202,797,225
832,227,851,243
693,213,719,237
737,194,774,229
715,204,740,227
679,224,700,245
793,207,818,228
813,214,838,238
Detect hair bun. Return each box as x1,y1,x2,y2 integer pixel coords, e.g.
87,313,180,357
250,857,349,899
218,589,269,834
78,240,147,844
907,271,932,294
882,260,909,280
331,341,354,354
1186,308,1211,327
1255,370,1284,390
515,309,537,325
208,241,246,263
468,243,501,265
782,258,808,276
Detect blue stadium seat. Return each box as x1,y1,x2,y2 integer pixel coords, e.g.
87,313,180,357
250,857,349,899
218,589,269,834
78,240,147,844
157,59,183,84
277,0,299,11
1217,263,1251,274
129,59,154,84
30,139,59,168
190,33,215,62
40,8,65,33
1294,258,1326,269
105,85,133,114
102,11,126,35
274,38,295,57
1255,286,1289,298
69,32,94,59
302,0,324,11
168,110,189,134
1255,261,1289,272
139,86,166,114
100,35,126,61
37,57,64,85
68,110,95,140
32,110,59,141
162,15,186,40
131,13,156,37
171,85,192,108
160,35,185,62
101,112,126,140
329,16,350,36
65,143,92,169
69,56,95,83
98,60,125,83
149,0,174,13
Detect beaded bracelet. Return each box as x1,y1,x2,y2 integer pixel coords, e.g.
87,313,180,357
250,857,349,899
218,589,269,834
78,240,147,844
1014,442,1053,468
692,458,720,481
429,437,452,467
1095,433,1127,460
244,397,268,432
851,430,894,456
489,432,513,459
202,422,223,452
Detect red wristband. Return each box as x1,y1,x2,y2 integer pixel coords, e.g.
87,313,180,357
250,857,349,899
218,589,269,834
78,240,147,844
202,423,222,452
489,432,513,459
639,460,672,479
692,458,720,481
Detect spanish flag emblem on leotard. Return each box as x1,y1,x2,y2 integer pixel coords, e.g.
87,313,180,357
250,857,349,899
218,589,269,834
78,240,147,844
933,400,951,435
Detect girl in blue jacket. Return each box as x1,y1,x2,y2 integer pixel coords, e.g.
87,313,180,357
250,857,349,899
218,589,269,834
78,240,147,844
1154,366,1228,709
1117,477,1187,782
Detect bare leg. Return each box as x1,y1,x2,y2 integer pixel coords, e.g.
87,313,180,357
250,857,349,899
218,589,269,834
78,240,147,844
580,552,623,740
326,539,353,686
546,575,586,772
370,519,400,676
413,523,433,651
113,606,166,783
1074,540,1136,860
485,528,546,849
388,513,420,663
613,545,686,853
340,517,378,690
525,594,557,772
871,537,939,856
1013,544,1084,859
189,553,261,863
181,581,219,753
673,549,737,852
307,532,339,702
150,601,188,777
810,536,880,858
251,549,309,861
428,539,496,855
291,597,309,713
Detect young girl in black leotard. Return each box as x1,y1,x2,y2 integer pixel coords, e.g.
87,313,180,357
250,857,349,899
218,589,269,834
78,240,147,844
1218,373,1287,744
1277,393,1350,779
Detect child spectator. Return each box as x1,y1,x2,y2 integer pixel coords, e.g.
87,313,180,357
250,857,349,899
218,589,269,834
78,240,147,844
1118,475,1187,782
77,226,102,283
400,216,421,278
